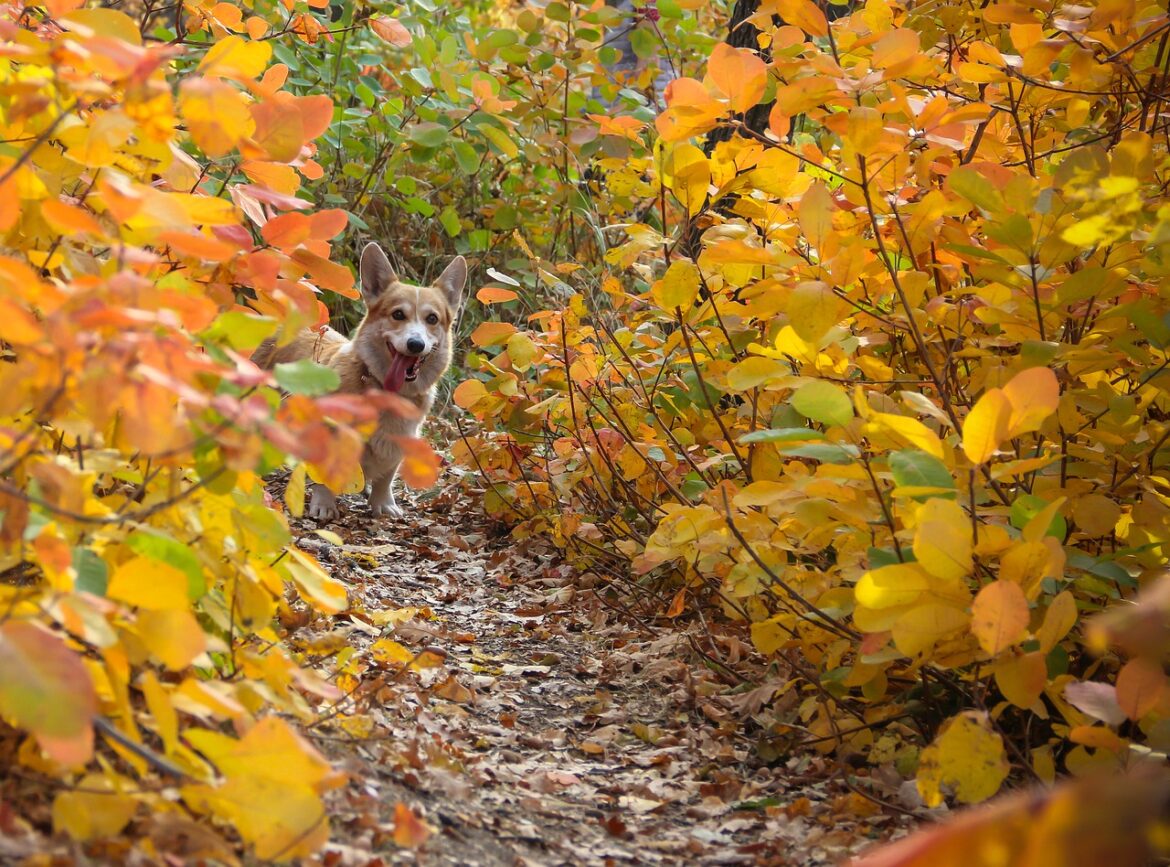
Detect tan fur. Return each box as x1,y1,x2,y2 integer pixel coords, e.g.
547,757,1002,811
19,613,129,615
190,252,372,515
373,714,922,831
253,243,466,520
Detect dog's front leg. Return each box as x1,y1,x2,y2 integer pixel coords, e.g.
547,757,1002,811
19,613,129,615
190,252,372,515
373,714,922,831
367,473,402,519
364,441,404,519
307,483,340,521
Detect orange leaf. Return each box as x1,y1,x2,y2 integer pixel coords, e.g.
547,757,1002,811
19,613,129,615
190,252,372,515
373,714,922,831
293,95,334,142
770,0,827,36
470,321,516,347
394,436,441,489
41,199,103,237
292,249,357,298
476,286,519,304
392,802,432,848
1116,657,1166,721
971,580,1030,656
707,43,768,114
261,212,312,249
1002,366,1059,437
371,17,412,47
250,100,305,163
159,229,240,262
666,588,686,618
308,209,348,241
241,160,301,195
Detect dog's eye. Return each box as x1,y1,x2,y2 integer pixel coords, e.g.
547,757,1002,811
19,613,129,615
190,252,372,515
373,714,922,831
392,310,406,321
426,313,439,325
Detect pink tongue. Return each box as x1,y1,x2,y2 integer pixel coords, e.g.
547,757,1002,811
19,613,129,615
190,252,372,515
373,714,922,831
383,353,411,392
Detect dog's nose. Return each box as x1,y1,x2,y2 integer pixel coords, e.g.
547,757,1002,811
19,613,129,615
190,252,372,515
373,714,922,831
406,337,425,355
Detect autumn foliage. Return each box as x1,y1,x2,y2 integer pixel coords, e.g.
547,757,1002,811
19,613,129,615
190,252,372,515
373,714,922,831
4,0,1170,858
458,0,1170,818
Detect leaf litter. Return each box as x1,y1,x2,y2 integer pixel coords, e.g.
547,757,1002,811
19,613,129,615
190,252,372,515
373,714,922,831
279,469,921,865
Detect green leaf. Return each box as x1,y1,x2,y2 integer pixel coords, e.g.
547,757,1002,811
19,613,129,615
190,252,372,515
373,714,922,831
791,381,853,427
777,442,860,464
72,548,108,596
274,359,340,397
127,531,206,600
439,206,461,237
739,427,825,444
408,121,448,148
1010,494,1066,539
889,449,956,500
452,139,480,173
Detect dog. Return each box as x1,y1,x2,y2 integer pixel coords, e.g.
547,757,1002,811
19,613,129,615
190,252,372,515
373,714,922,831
253,242,466,520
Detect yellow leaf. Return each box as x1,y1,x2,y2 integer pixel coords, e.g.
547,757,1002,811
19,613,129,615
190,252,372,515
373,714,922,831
198,34,273,79
136,609,207,670
971,580,1030,655
60,7,142,44
872,27,919,69
770,0,828,36
788,281,845,342
962,388,1011,463
995,651,1047,709
913,498,973,581
179,78,255,159
917,712,1009,806
1072,494,1121,537
892,603,970,656
997,540,1050,596
107,557,189,609
53,775,138,840
1035,590,1077,653
663,144,710,217
140,671,178,755
370,638,414,666
182,776,329,861
285,463,306,518
869,412,945,459
751,616,789,655
1002,366,1059,436
652,260,701,311
282,549,348,614
725,357,790,391
856,562,933,609
506,332,537,372
798,181,833,250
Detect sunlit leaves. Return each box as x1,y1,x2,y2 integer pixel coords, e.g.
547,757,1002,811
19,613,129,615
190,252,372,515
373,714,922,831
651,260,700,310
706,44,767,113
962,367,1059,464
791,381,852,427
970,581,1030,655
180,78,255,158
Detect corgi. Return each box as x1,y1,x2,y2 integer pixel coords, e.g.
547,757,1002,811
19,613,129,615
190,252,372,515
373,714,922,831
254,242,467,520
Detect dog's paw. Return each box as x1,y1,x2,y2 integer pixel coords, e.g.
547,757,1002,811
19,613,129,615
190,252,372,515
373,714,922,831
308,501,340,521
370,500,403,519
307,486,340,521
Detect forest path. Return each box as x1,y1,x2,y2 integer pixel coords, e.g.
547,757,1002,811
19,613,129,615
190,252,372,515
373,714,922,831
281,470,906,866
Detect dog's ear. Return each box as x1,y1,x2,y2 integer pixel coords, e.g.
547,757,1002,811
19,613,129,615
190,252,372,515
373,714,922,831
434,255,467,311
360,242,397,303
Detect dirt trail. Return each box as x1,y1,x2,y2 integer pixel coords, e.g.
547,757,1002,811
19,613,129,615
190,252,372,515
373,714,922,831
289,472,913,866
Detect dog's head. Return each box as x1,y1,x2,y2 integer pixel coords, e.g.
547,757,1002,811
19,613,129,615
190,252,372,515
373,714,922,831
354,242,467,396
